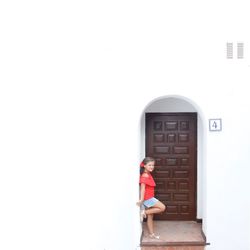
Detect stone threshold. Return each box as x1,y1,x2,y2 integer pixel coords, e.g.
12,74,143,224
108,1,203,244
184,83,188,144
141,221,207,248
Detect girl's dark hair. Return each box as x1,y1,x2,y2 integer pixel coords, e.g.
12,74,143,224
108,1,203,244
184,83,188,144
140,157,155,174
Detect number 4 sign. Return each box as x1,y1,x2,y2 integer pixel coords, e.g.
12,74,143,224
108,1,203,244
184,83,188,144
209,119,222,131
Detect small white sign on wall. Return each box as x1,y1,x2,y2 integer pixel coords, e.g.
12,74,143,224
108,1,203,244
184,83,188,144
209,119,222,131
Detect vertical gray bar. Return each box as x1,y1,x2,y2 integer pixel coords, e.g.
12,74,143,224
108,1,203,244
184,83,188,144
237,42,244,59
227,42,233,59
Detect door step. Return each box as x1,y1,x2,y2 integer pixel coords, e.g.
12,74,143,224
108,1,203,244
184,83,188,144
141,221,207,250
141,246,205,250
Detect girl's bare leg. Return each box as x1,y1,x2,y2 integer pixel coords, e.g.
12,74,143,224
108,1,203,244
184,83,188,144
145,201,166,237
145,201,166,216
146,214,154,234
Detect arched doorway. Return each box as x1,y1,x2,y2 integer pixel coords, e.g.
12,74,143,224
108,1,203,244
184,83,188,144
140,95,205,222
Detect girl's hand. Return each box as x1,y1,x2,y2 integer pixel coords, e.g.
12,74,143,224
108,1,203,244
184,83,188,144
136,200,143,206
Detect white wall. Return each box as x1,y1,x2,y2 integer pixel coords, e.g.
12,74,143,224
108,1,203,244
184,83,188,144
1,1,250,250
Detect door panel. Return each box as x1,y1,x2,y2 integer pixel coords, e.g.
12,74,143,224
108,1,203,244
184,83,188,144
146,113,197,220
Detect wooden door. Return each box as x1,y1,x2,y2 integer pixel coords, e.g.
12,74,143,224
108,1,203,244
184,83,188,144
146,113,197,220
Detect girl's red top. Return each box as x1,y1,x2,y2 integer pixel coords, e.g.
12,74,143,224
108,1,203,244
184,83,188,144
139,173,156,200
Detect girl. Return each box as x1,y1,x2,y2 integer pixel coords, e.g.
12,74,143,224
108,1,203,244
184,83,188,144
136,157,166,239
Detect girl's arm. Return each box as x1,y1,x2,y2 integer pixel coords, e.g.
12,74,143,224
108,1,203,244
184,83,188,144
136,183,146,206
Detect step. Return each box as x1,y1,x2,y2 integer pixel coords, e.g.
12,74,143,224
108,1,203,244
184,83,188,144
141,221,207,250
141,246,205,250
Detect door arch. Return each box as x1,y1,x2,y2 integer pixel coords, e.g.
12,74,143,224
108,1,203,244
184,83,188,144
139,95,206,221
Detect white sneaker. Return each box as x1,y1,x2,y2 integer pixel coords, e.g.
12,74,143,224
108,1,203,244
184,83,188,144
149,233,160,239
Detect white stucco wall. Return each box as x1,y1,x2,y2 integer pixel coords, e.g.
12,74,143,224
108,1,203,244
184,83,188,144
1,1,250,250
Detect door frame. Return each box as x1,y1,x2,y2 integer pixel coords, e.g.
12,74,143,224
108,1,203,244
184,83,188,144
138,95,207,246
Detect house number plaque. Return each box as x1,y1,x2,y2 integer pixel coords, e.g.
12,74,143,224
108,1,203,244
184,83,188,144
209,119,222,131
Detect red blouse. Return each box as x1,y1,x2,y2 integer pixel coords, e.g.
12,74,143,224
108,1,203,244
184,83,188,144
139,173,156,200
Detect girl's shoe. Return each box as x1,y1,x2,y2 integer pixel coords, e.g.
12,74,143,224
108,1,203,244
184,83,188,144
149,233,160,239
140,210,146,222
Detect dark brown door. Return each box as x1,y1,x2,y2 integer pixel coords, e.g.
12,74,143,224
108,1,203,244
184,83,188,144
146,113,197,220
